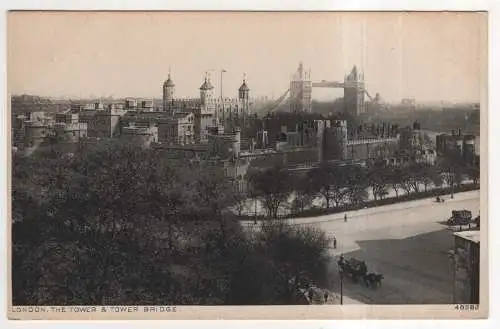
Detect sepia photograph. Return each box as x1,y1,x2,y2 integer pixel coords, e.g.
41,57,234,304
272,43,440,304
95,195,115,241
6,10,488,320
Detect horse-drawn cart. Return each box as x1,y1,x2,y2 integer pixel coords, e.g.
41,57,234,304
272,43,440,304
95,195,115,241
338,256,384,288
339,257,367,283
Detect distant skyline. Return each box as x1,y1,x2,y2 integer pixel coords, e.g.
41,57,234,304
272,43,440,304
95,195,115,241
8,12,486,103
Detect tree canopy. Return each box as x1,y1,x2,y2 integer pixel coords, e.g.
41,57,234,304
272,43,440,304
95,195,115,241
12,141,332,305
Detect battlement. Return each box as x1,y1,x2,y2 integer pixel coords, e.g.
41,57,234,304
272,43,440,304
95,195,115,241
347,137,398,145
171,97,202,103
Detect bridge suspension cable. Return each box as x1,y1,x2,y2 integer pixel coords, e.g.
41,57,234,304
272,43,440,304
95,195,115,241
263,88,290,113
364,90,373,100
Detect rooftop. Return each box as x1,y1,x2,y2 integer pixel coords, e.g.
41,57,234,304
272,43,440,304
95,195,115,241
454,230,480,244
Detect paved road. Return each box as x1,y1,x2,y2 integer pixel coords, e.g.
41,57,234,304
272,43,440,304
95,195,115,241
300,191,480,304
245,190,481,304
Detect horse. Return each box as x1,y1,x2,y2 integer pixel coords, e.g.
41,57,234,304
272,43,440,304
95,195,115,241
366,273,384,288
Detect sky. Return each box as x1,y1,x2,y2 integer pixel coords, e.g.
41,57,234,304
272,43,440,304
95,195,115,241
7,11,486,102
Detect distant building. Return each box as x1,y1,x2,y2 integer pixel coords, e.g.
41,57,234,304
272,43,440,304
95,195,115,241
55,112,79,124
436,129,476,165
453,230,480,304
53,122,88,142
162,73,251,132
78,104,127,138
121,125,158,148
24,120,53,149
157,111,195,145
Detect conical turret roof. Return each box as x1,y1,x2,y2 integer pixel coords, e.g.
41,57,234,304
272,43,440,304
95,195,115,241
200,77,214,90
239,79,250,92
163,73,175,87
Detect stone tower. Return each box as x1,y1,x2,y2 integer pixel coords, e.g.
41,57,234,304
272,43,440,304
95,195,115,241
289,62,313,113
343,65,366,117
200,74,214,113
163,72,175,114
238,76,250,128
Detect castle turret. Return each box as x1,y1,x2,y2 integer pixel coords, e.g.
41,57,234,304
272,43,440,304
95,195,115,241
163,72,175,114
200,75,214,106
238,77,250,129
238,78,250,100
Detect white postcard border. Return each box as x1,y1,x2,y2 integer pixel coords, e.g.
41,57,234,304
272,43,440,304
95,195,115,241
1,0,498,328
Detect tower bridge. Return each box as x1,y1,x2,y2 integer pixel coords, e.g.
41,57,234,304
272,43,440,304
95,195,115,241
264,62,374,116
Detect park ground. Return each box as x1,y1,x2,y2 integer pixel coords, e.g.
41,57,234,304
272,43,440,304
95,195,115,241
244,190,480,304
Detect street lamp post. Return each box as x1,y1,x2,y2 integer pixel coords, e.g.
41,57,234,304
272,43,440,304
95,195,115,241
338,260,344,305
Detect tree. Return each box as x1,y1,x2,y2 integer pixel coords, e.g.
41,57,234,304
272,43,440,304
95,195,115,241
308,163,347,209
230,182,249,217
415,163,442,192
467,166,480,185
387,166,403,198
438,147,466,198
408,163,441,192
247,165,293,219
344,165,369,206
465,159,480,185
401,167,418,195
254,221,332,300
367,164,389,201
290,173,315,214
12,141,334,306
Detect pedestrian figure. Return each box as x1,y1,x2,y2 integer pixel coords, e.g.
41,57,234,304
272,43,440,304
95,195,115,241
308,287,314,302
360,261,368,277
338,254,345,271
324,291,329,303
333,237,337,249
344,214,347,222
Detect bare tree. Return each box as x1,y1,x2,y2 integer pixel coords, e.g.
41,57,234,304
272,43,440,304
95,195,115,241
247,165,293,219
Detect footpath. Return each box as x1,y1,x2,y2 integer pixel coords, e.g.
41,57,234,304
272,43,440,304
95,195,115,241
301,286,364,305
289,190,479,225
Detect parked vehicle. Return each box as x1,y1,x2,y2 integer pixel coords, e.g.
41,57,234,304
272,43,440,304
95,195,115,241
447,210,473,226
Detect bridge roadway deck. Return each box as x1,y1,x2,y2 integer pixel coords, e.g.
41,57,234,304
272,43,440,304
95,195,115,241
243,190,481,304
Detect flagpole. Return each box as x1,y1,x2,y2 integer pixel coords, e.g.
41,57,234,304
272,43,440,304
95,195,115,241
220,69,226,126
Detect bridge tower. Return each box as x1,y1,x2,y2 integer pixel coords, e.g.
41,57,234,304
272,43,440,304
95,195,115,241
343,65,366,117
289,62,313,113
